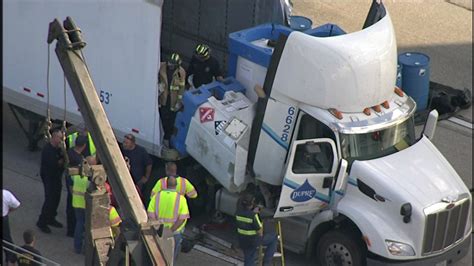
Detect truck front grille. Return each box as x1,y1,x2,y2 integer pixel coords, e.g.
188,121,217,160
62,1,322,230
422,194,470,255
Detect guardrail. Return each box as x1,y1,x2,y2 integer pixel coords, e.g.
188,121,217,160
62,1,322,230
2,240,60,266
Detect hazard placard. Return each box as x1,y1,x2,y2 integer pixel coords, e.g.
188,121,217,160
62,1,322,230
214,120,227,135
199,107,215,123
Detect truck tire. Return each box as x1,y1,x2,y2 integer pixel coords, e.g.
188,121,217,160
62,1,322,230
316,229,366,266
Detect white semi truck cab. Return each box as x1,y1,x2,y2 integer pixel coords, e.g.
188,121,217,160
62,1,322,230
172,2,472,265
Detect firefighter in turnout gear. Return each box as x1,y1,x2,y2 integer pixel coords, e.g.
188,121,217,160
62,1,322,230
186,44,223,89
158,53,186,147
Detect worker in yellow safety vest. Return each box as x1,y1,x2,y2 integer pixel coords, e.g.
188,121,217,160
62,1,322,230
67,129,96,158
150,162,197,200
147,176,190,262
69,148,91,255
109,206,122,238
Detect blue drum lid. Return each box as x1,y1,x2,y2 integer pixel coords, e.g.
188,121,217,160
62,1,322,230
289,15,313,31
398,52,430,67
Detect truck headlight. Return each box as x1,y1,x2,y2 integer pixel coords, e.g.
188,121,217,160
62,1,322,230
385,240,415,256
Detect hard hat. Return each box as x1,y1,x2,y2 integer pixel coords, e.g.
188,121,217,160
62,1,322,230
195,44,210,59
168,53,182,65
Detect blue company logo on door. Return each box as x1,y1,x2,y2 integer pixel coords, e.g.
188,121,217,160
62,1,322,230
291,180,317,202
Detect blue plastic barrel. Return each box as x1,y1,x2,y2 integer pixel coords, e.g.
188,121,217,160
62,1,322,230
396,63,402,88
289,16,312,31
304,23,346,37
398,52,430,111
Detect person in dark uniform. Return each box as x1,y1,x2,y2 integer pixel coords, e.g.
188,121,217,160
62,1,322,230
235,194,278,266
121,134,152,201
17,229,43,266
36,128,65,233
186,44,224,88
65,135,88,237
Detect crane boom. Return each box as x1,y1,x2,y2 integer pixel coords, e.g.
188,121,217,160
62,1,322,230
47,17,173,265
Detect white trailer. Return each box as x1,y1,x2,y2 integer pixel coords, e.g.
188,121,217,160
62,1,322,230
3,0,164,154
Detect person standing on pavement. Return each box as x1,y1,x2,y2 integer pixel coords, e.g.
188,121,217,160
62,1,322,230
65,135,89,237
69,137,91,254
121,133,153,200
235,194,278,266
3,189,21,266
150,162,197,200
37,128,66,233
17,229,43,266
186,44,224,89
158,53,186,148
147,176,190,262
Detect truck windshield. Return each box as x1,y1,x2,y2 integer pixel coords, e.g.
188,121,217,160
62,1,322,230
340,116,416,162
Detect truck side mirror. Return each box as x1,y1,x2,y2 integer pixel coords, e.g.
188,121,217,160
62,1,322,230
330,159,349,214
333,159,349,192
423,109,439,140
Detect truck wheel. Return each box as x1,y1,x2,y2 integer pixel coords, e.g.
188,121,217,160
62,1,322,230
316,230,366,266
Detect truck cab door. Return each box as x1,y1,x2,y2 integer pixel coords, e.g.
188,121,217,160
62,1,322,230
274,138,338,218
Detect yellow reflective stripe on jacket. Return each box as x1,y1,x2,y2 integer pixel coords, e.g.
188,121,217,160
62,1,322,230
170,85,180,91
236,215,253,224
72,175,89,209
236,213,262,236
237,228,258,236
255,213,262,228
